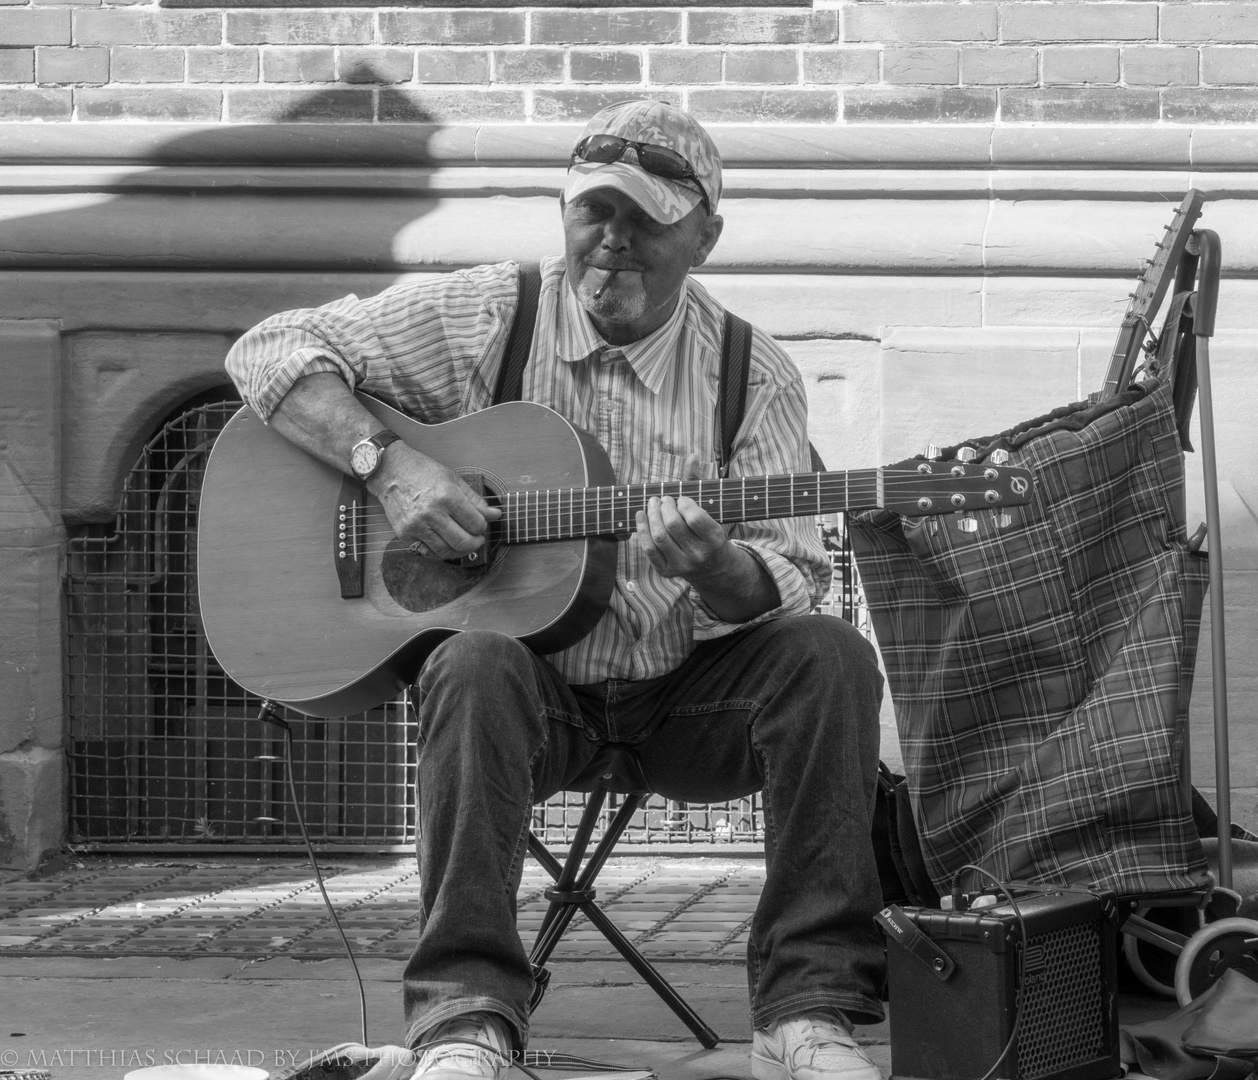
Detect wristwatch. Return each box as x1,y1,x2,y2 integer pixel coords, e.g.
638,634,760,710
349,429,402,480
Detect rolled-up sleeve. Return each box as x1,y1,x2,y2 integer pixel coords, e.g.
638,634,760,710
224,264,520,423
691,337,832,638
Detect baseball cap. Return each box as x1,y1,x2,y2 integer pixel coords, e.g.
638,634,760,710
563,99,723,224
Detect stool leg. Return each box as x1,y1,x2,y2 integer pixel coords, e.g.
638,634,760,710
530,785,610,967
526,793,721,1048
576,898,720,1049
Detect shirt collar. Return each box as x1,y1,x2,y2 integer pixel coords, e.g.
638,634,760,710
558,271,691,396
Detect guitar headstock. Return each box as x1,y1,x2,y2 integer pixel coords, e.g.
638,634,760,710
881,458,1034,519
1100,188,1204,398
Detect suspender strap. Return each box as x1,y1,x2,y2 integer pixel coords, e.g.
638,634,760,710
718,311,753,477
492,261,543,405
492,266,754,475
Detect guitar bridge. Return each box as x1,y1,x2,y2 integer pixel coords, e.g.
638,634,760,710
336,477,366,598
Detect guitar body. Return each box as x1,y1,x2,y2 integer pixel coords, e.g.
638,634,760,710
197,397,618,717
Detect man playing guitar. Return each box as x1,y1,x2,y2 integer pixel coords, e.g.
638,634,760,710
225,99,887,1080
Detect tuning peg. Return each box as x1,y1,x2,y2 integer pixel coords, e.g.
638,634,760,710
990,511,1012,529
956,514,978,534
925,444,942,460
955,446,978,463
989,449,1010,465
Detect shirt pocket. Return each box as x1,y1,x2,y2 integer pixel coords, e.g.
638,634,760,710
645,449,721,485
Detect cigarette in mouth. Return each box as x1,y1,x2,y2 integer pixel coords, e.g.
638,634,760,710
594,269,618,300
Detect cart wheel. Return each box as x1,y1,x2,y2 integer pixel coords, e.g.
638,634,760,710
1173,917,1258,1006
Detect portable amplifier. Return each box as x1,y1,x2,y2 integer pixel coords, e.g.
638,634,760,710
879,889,1121,1080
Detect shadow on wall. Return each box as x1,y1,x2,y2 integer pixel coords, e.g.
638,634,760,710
9,82,448,526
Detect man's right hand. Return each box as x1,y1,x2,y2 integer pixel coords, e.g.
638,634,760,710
368,442,502,561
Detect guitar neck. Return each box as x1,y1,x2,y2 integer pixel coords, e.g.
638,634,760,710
500,470,883,542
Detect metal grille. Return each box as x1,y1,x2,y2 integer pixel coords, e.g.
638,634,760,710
1016,921,1108,1079
65,396,868,848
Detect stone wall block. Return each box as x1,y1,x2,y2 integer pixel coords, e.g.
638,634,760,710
843,3,998,43
694,274,983,339
74,11,219,47
529,9,677,45
569,48,643,84
0,10,69,47
688,88,837,123
187,47,259,84
110,46,186,84
878,327,1081,461
1001,87,1160,123
493,47,566,84
882,47,960,85
0,50,36,82
0,747,63,870
960,47,1038,86
35,46,109,85
778,339,883,471
1000,2,1158,43
648,47,723,86
1162,3,1258,44
261,47,335,84
76,87,222,122
801,46,879,85
413,48,489,85
724,47,799,86
0,87,71,120
1041,46,1120,85
844,87,996,123
0,321,64,870
225,11,372,46
688,10,838,46
1123,47,1200,87
61,332,236,524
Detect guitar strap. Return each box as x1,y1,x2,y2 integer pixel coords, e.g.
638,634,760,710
491,261,753,476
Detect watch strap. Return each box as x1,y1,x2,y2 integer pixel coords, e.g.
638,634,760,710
367,429,401,453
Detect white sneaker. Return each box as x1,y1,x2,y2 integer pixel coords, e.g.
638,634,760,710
752,1011,881,1080
412,1012,513,1080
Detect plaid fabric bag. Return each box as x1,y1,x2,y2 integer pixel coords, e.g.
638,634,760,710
849,372,1211,896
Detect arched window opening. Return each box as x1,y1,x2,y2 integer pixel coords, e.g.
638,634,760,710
64,393,863,850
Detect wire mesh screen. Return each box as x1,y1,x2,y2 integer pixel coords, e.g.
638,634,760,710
65,396,869,848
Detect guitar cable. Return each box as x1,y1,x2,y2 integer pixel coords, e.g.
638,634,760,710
257,700,370,1048
256,700,675,1080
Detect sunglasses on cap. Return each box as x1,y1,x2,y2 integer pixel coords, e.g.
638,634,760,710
569,134,712,215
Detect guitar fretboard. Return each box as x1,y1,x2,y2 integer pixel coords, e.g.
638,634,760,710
500,470,883,543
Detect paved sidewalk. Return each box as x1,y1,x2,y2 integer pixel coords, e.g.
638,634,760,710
0,854,1179,1080
0,854,759,961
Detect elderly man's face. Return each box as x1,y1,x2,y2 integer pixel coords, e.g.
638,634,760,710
562,186,723,346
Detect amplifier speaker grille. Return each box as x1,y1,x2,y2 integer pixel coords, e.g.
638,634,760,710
883,891,1120,1080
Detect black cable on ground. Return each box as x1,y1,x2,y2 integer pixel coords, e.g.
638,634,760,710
267,705,370,1048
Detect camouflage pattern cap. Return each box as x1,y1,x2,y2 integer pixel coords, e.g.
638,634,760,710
564,99,723,225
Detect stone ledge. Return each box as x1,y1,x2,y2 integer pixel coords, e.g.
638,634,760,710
5,122,1258,168
5,191,1257,273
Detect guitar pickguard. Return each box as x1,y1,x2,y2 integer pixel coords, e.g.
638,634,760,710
379,540,493,612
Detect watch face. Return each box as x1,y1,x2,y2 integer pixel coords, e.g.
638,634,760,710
350,441,379,478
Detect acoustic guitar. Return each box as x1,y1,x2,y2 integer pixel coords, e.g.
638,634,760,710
197,395,1034,716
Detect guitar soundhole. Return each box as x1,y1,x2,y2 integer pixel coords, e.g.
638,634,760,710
380,539,493,612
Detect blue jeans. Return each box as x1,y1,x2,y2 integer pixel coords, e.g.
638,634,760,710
402,615,886,1049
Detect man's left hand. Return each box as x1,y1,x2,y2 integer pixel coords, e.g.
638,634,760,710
635,494,730,581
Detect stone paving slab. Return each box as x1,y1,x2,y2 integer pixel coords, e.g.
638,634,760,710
0,855,763,960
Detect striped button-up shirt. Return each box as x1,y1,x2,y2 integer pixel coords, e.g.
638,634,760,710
225,256,831,684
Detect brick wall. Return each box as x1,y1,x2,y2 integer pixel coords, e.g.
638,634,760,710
6,2,1258,124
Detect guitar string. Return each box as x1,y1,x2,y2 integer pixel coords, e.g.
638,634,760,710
336,473,1017,555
